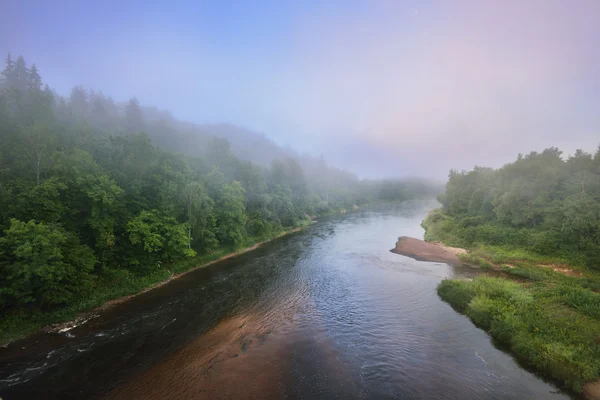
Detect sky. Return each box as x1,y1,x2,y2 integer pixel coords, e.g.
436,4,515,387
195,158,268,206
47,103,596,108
2,0,600,179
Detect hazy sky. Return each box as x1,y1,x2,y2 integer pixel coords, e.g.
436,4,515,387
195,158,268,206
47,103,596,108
2,0,599,178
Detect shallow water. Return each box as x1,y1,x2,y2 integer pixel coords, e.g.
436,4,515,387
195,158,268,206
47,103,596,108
0,201,570,399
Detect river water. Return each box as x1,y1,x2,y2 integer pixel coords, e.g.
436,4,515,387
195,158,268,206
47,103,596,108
0,201,569,399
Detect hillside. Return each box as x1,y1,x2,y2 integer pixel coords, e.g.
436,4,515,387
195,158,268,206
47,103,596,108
0,53,440,343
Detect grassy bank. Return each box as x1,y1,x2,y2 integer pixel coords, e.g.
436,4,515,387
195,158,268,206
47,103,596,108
424,209,600,393
0,223,309,346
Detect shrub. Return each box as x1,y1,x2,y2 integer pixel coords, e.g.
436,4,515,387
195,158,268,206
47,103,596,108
0,219,96,308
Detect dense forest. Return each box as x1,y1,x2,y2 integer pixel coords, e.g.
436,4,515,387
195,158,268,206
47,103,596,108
0,54,438,328
432,147,600,269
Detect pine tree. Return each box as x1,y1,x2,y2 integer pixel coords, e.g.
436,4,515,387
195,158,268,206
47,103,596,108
125,97,144,134
69,85,88,117
106,95,117,118
14,56,28,91
1,53,15,88
28,64,42,91
89,91,112,129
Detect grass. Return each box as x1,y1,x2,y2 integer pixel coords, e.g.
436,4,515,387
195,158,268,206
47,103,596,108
0,225,306,346
438,278,600,392
426,210,600,392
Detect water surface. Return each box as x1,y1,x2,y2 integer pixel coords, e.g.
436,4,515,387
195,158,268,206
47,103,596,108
0,201,569,399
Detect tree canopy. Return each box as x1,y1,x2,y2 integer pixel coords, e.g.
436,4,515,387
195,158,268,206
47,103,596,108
0,54,439,314
438,147,600,268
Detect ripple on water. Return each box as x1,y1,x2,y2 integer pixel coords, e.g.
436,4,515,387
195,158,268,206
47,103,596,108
0,202,571,400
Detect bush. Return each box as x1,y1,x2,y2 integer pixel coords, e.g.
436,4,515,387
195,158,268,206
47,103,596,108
127,210,196,263
0,219,96,308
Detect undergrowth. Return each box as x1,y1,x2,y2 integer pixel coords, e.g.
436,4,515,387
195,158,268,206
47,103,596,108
0,226,303,345
427,209,600,392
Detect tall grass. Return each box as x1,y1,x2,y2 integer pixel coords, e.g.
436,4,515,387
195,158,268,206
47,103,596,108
438,276,600,392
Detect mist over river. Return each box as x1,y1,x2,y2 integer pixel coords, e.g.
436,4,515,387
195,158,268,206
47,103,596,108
0,201,569,399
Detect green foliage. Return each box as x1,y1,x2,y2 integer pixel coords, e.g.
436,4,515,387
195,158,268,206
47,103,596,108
431,147,600,391
270,184,296,226
127,210,195,262
437,280,475,312
215,181,247,246
18,177,67,223
181,181,216,250
0,219,96,308
438,277,600,392
0,53,439,343
436,147,600,270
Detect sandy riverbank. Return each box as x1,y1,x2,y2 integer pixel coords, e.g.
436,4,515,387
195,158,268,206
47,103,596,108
390,236,466,265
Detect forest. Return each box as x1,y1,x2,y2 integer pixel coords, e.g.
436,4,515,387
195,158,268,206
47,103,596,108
0,54,439,340
426,147,600,392
433,147,600,269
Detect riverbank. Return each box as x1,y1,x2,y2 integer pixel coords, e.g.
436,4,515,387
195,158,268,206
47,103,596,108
421,209,600,396
0,225,307,346
391,236,466,265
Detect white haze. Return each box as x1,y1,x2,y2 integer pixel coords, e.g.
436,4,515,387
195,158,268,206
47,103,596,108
2,0,599,179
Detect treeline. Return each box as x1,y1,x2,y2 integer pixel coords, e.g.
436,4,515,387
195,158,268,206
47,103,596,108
0,54,438,313
436,147,600,268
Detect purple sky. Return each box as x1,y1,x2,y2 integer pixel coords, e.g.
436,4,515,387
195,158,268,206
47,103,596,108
2,0,599,178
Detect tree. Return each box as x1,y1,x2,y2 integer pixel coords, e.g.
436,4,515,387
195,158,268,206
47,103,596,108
18,177,67,223
436,146,600,269
0,52,442,320
54,149,123,251
125,97,144,134
89,91,107,124
181,181,215,249
13,56,29,91
22,123,56,185
270,185,296,226
0,219,96,308
204,167,227,199
28,64,41,92
271,158,308,214
69,85,88,117
236,160,269,212
204,137,238,179
215,181,247,245
127,210,195,264
1,53,15,88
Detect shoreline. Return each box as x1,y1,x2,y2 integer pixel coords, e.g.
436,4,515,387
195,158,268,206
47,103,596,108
419,210,600,398
390,236,467,266
88,226,305,315
3,226,306,346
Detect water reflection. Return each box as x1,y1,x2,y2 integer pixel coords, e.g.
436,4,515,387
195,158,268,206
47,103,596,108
0,201,570,399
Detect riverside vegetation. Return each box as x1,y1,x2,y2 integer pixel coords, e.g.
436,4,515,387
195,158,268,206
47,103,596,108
424,148,600,393
0,54,439,344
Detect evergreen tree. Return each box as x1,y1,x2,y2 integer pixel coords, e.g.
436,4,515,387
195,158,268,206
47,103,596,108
28,64,41,91
69,85,88,117
13,56,29,91
125,97,144,134
1,53,15,88
0,53,437,319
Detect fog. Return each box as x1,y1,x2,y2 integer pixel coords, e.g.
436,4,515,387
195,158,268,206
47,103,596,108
2,0,599,178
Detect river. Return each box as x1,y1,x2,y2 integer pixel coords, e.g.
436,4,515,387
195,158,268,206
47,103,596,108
0,201,570,399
